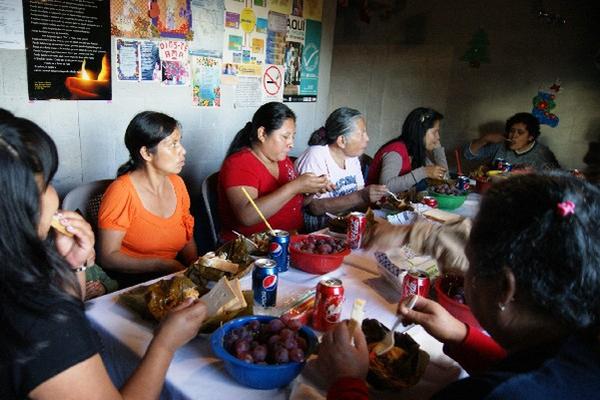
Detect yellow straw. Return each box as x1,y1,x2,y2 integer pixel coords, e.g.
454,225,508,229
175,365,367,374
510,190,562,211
240,187,275,235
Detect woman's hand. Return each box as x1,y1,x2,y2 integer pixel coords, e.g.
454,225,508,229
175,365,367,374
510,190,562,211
482,132,508,144
53,210,95,269
362,184,388,204
317,321,369,385
364,221,410,251
397,296,468,345
292,173,331,194
425,165,447,180
153,299,208,354
85,281,106,300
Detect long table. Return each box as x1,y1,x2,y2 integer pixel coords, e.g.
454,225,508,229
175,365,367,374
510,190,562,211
85,251,466,400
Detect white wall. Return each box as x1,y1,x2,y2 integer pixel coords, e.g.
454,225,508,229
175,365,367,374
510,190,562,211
0,0,337,198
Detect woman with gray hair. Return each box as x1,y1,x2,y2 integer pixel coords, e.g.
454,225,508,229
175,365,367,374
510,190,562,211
295,107,388,231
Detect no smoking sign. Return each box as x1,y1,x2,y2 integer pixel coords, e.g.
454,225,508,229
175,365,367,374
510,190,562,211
263,65,283,97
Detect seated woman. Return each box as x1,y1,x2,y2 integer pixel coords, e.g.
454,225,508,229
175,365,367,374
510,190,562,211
295,107,388,231
0,112,207,399
219,102,330,241
98,111,197,288
367,107,448,193
318,173,600,399
464,112,561,171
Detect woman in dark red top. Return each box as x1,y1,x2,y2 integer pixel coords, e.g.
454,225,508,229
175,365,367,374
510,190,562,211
219,102,331,241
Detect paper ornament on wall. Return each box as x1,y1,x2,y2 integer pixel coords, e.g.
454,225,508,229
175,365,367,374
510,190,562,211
531,79,561,128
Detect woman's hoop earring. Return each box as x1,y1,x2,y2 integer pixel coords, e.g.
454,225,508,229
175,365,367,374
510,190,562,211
498,303,506,311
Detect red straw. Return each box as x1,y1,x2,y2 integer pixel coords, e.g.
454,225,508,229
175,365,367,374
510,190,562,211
455,148,463,176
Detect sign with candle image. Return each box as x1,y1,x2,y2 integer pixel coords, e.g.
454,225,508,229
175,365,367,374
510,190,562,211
23,0,111,100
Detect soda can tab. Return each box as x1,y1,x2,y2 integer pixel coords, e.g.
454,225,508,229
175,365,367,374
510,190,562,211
455,175,470,191
268,229,290,273
421,196,438,208
312,278,344,331
346,212,367,249
252,258,278,308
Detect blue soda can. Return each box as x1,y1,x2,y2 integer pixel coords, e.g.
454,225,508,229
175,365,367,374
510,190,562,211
493,158,505,171
501,161,513,172
268,229,290,273
252,258,278,308
456,175,470,191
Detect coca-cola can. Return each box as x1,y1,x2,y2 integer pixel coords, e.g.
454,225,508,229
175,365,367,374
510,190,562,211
346,212,367,249
401,270,431,301
312,278,345,331
421,196,438,208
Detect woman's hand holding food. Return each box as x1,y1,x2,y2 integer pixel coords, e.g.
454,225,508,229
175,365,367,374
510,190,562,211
293,172,331,194
397,296,467,345
317,321,370,385
153,299,208,354
53,210,95,269
362,184,389,203
425,165,447,180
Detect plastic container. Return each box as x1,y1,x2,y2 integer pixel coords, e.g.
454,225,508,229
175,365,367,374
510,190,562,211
210,315,318,390
434,278,481,330
428,192,467,210
474,177,492,194
289,234,350,275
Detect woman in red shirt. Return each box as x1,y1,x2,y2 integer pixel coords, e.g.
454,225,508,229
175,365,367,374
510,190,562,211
219,102,331,241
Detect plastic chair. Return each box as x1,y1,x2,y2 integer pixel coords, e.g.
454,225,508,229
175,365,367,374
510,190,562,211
62,179,113,232
201,172,220,247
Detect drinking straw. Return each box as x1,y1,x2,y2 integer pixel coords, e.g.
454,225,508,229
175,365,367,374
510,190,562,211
455,148,463,176
240,187,275,235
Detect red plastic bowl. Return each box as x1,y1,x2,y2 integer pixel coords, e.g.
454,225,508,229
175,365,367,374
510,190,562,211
434,278,482,331
289,234,350,275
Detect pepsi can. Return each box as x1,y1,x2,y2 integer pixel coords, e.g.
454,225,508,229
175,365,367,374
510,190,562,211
252,258,278,308
456,175,470,191
493,158,506,171
268,229,290,273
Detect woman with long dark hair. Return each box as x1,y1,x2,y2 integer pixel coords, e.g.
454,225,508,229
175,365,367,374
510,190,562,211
0,111,207,399
219,102,330,241
98,111,197,288
367,107,448,192
295,107,388,231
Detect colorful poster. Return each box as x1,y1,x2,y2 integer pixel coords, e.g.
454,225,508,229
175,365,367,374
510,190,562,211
0,0,25,49
283,15,305,96
191,55,221,106
154,0,192,38
116,40,140,81
189,0,224,57
111,0,154,38
234,64,262,108
269,0,292,15
302,0,323,21
254,0,266,6
252,38,265,54
256,17,268,33
291,0,303,17
225,11,240,28
266,11,286,65
140,40,161,81
158,40,189,85
23,0,111,100
228,35,243,51
299,19,320,97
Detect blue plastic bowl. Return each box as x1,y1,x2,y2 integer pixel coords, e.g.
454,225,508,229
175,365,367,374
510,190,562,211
210,315,318,390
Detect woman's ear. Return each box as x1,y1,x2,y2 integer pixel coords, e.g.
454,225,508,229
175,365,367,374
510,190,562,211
257,126,267,143
139,146,152,162
499,266,517,307
335,135,346,148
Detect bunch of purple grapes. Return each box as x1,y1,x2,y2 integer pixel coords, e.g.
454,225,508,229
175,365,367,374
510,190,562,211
432,184,465,196
223,318,308,365
293,235,346,255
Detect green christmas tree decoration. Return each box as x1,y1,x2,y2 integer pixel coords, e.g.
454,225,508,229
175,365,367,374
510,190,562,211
461,28,491,68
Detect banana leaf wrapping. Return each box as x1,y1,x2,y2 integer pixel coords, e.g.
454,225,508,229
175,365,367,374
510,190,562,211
362,319,429,390
118,275,207,321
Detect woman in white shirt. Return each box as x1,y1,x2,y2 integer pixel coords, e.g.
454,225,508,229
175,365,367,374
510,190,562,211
295,107,388,231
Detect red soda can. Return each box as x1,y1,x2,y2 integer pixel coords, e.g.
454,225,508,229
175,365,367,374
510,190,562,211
346,212,367,249
401,270,431,301
421,196,438,208
312,278,345,331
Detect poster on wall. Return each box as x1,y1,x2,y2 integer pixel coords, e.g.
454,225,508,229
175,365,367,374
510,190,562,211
269,0,292,15
262,64,284,102
158,40,190,85
302,0,323,21
140,40,162,81
298,19,320,99
234,63,262,108
0,0,25,49
266,11,286,65
116,39,161,82
283,15,305,101
189,0,224,57
191,55,220,106
23,0,111,100
111,0,191,39
222,0,268,65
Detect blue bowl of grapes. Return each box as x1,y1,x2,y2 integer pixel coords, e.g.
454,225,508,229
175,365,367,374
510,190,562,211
210,315,318,389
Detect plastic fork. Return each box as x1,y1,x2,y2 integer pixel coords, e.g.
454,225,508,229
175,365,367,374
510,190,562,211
386,190,401,202
373,295,419,356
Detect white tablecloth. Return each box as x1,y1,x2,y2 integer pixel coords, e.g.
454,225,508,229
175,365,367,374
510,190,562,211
86,251,465,400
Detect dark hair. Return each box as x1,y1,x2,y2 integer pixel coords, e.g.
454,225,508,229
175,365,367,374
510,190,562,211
505,112,541,139
0,108,15,121
468,173,600,329
226,102,296,158
0,113,80,359
308,107,363,146
117,111,180,176
381,107,444,170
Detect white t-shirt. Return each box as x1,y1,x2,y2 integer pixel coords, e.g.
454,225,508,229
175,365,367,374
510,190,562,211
295,145,364,199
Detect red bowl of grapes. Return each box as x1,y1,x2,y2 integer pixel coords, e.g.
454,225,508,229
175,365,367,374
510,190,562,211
210,315,318,389
289,234,350,275
434,275,482,331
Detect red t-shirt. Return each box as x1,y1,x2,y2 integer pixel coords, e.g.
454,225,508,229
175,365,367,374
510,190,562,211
218,148,303,241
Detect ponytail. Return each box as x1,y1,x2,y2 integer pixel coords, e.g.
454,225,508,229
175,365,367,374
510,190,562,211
309,107,363,146
117,158,136,177
226,122,253,158
308,127,328,146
